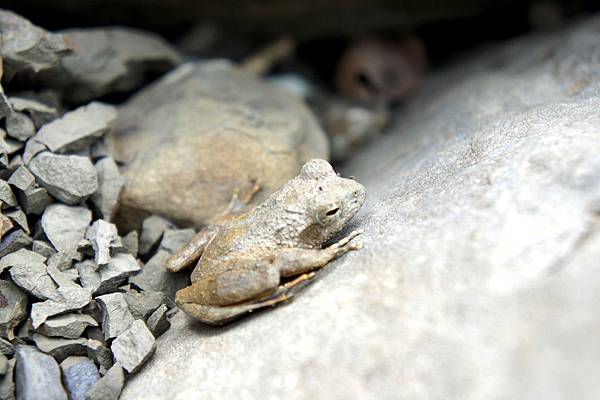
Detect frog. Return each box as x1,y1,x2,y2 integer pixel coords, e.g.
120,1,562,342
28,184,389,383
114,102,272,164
165,159,366,325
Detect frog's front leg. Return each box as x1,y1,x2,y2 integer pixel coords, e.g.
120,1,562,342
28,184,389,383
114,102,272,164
165,225,219,272
273,228,363,277
165,181,261,273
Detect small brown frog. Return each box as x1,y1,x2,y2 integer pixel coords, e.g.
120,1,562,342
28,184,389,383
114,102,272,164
166,159,366,325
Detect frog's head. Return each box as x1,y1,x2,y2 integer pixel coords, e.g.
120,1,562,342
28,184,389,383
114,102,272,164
297,159,366,244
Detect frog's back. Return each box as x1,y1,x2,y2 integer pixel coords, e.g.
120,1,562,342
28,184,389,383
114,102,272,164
190,210,280,282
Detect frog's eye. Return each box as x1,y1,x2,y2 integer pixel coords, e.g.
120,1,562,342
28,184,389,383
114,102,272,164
315,206,341,225
325,207,339,216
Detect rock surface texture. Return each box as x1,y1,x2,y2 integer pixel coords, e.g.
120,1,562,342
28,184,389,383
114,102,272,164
121,16,600,400
108,61,328,229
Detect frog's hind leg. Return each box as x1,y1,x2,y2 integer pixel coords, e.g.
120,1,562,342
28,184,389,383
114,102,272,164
176,273,316,326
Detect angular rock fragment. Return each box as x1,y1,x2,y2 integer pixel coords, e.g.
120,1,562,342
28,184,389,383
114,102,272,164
146,304,170,338
0,280,28,338
78,254,140,295
0,10,71,78
9,261,58,300
120,230,139,257
32,240,56,258
42,204,91,254
0,134,24,157
123,291,169,321
0,353,7,375
75,260,100,293
32,334,88,362
5,112,35,142
21,138,46,164
90,157,124,222
31,285,92,328
5,208,28,234
38,313,97,339
96,293,135,340
61,357,99,400
15,346,68,400
5,155,23,176
85,363,124,400
16,319,34,342
0,180,17,208
29,152,98,205
34,102,116,153
139,215,174,256
42,27,180,102
129,250,188,298
7,166,35,192
97,254,141,294
0,358,15,400
0,230,32,258
159,228,195,253
9,97,58,128
0,213,12,240
47,251,74,271
0,338,14,355
17,186,53,215
47,264,79,287
85,220,120,265
0,248,45,273
111,320,156,373
85,340,113,371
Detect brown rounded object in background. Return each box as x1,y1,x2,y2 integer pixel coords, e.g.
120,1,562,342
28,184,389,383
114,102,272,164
335,36,428,104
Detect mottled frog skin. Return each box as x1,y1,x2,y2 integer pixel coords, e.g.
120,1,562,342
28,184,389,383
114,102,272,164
166,159,366,325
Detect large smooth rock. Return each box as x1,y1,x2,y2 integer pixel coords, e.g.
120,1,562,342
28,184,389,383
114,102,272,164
121,16,600,400
108,61,328,229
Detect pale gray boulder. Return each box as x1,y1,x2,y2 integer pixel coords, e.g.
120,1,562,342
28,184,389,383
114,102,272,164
121,16,600,400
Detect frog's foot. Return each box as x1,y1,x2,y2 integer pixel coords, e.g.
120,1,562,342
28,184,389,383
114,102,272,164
327,228,364,254
177,290,295,326
219,180,262,220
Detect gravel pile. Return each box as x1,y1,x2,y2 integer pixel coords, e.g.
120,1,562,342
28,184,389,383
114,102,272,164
0,9,184,400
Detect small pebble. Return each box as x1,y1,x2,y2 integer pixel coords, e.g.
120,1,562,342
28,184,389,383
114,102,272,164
41,204,91,255
32,239,57,258
15,345,68,400
29,152,98,205
0,280,28,338
38,313,98,339
7,165,35,193
139,215,174,256
61,356,100,400
0,229,32,257
111,320,156,373
90,157,124,222
147,304,170,337
85,363,124,400
0,359,15,400
34,102,116,153
32,334,88,363
96,293,135,340
9,96,58,128
5,111,35,141
124,291,169,321
130,250,188,298
9,261,59,300
31,285,92,329
85,220,120,266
